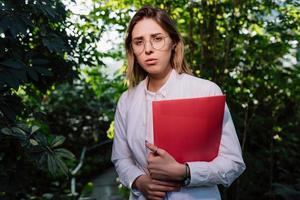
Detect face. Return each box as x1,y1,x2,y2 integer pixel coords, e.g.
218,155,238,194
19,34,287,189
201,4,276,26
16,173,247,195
131,18,173,78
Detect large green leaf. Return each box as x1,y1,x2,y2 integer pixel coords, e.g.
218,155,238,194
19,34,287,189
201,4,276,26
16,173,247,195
47,153,57,176
11,127,27,136
49,135,65,148
0,16,13,33
10,17,28,38
32,59,50,65
1,127,26,140
42,36,67,53
0,71,19,89
38,153,47,166
34,66,53,76
54,148,75,160
53,155,68,175
27,68,39,81
35,133,48,146
30,125,40,134
0,58,26,69
16,123,30,133
9,69,27,82
1,127,13,136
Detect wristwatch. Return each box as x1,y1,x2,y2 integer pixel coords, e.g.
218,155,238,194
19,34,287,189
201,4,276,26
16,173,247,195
183,163,191,186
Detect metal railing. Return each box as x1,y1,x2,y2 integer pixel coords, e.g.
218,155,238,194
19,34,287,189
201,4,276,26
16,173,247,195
68,140,113,199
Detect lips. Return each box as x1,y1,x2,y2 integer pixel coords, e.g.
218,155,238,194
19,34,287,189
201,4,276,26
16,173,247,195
145,58,158,65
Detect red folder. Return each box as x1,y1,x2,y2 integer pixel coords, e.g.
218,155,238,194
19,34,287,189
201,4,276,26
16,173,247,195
152,95,226,163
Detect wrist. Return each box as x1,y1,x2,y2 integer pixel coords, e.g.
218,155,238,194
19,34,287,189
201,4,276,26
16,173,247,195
174,163,187,181
132,175,145,190
183,163,191,186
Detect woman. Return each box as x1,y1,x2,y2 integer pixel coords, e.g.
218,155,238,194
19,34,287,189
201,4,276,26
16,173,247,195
111,5,245,200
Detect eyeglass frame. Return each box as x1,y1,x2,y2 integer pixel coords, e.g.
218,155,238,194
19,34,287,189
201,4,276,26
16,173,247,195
131,35,170,55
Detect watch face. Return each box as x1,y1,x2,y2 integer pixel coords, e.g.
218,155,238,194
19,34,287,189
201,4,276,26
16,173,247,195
184,177,191,186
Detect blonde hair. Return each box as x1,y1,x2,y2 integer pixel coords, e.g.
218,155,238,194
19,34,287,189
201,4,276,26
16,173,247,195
125,5,191,88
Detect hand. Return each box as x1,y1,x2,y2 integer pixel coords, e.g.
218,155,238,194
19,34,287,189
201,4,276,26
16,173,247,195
146,141,186,182
133,175,181,200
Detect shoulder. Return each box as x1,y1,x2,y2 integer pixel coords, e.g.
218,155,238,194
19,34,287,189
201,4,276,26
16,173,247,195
117,80,145,109
179,73,223,96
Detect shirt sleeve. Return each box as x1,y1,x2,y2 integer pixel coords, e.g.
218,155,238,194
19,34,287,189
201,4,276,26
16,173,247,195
186,86,246,187
111,92,145,194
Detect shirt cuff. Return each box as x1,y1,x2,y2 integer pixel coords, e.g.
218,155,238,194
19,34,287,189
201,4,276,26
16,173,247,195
186,161,210,187
129,171,145,197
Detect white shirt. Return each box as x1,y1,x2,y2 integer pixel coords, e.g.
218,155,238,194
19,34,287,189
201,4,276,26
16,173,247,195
111,69,246,200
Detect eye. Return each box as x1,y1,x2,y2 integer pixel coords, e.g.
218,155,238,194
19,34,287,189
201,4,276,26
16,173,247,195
153,36,163,42
133,40,144,46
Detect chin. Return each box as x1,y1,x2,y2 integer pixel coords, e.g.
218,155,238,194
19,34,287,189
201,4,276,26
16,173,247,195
143,65,162,74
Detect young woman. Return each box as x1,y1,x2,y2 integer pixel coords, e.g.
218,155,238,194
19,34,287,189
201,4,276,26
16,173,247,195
111,6,245,200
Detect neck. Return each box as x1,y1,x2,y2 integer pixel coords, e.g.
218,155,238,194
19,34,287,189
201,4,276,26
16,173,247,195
147,67,172,92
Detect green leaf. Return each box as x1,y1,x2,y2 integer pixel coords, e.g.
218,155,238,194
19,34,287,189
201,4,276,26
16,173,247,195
11,127,27,136
27,68,39,81
10,18,28,38
1,128,13,135
0,58,26,69
54,148,75,160
16,123,30,132
42,37,66,53
42,193,54,199
106,120,115,139
50,136,65,148
30,139,39,146
1,127,26,140
34,66,53,76
54,156,68,175
31,125,40,134
35,133,48,146
47,153,57,176
43,4,57,19
38,153,47,166
0,16,13,33
0,71,20,89
32,59,50,65
10,69,27,82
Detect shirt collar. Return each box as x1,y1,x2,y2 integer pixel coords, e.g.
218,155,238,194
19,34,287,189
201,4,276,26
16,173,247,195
143,69,177,98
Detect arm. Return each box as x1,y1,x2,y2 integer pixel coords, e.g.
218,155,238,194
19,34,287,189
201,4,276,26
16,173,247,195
187,104,246,187
111,93,145,193
112,93,181,199
146,105,245,187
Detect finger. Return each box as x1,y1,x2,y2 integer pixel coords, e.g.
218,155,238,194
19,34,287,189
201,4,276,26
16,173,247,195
145,141,159,153
147,194,164,200
147,153,155,162
149,190,166,198
154,184,179,192
149,171,165,180
150,181,179,192
152,179,182,187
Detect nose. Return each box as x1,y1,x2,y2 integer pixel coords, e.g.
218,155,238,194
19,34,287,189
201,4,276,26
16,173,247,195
144,40,153,54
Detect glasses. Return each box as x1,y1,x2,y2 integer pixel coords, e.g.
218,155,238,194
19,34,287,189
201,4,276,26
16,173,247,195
131,35,169,54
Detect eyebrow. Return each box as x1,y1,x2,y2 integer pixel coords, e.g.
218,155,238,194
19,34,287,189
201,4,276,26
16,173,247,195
132,33,163,40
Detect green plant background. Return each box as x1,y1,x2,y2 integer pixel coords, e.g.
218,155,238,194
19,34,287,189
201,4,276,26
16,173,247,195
0,0,299,199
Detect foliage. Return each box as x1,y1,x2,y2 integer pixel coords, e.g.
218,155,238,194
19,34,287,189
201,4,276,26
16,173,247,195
1,0,127,198
0,0,79,198
87,0,300,199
